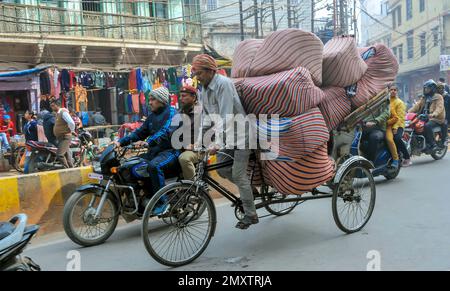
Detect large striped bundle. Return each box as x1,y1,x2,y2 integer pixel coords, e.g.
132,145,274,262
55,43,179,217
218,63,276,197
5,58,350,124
234,67,324,117
258,108,329,160
232,29,323,85
319,87,352,131
322,36,368,87
231,39,263,78
261,143,335,195
354,44,399,107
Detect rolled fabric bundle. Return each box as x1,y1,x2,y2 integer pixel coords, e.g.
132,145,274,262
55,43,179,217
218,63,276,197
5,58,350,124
261,143,336,195
322,36,368,87
258,108,329,160
243,29,324,85
319,87,352,131
235,67,324,117
353,44,399,108
231,39,264,78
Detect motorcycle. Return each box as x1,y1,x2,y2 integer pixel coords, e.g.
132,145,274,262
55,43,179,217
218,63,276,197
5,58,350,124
403,113,448,160
26,128,97,173
0,213,40,271
351,122,402,180
62,144,182,247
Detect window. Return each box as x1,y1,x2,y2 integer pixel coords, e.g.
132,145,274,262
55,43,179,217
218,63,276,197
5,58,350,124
392,6,402,28
82,0,101,12
407,30,414,59
420,32,426,57
155,1,168,18
420,0,425,12
406,0,412,20
207,0,217,11
398,44,403,64
432,27,439,47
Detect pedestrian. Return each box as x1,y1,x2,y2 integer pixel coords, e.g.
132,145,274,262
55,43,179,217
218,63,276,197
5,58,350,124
50,99,76,168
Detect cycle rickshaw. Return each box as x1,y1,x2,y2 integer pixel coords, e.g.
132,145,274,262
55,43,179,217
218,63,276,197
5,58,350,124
141,95,381,266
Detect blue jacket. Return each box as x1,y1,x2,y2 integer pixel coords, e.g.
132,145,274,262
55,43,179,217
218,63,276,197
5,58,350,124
23,120,38,142
119,105,180,157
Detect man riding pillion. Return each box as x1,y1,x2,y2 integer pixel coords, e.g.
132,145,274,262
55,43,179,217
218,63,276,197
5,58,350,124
112,87,180,214
363,100,390,162
192,54,258,230
409,80,446,152
437,82,450,143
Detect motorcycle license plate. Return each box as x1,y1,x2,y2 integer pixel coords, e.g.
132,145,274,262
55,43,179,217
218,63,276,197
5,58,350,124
88,173,103,181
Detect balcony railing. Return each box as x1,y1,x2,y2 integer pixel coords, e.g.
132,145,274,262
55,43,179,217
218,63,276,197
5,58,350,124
0,3,202,44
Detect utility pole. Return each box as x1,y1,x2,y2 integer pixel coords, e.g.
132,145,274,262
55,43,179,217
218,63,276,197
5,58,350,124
311,0,315,33
254,0,259,38
271,0,276,31
333,0,337,36
287,0,292,28
239,0,245,40
339,0,346,35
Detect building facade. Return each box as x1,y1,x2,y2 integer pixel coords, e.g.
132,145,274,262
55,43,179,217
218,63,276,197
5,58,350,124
0,0,203,71
363,0,450,105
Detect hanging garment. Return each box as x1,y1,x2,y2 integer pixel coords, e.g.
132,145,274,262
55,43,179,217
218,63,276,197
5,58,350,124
153,78,162,89
80,112,89,127
53,68,60,97
69,71,76,89
136,68,143,92
131,93,140,114
126,93,133,114
167,67,178,92
75,84,88,112
129,69,137,91
60,69,71,92
117,74,129,90
40,71,51,95
48,68,56,96
117,91,126,114
94,71,105,89
106,73,117,88
139,91,145,105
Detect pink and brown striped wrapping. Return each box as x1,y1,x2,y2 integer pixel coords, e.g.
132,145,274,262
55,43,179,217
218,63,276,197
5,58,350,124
270,108,330,160
353,44,399,107
231,29,323,86
319,87,352,131
261,143,336,195
234,67,324,117
322,36,368,87
231,39,263,78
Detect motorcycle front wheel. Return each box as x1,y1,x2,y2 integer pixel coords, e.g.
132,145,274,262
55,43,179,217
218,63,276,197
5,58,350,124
63,190,119,247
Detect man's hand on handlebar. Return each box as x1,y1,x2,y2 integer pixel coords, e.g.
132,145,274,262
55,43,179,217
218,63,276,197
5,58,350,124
111,141,121,148
133,140,149,149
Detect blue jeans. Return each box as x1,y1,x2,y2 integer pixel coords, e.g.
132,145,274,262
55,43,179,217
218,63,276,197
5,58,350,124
146,149,180,196
0,133,10,152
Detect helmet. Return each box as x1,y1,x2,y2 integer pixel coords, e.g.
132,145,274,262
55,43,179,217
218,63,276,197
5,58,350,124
423,79,437,97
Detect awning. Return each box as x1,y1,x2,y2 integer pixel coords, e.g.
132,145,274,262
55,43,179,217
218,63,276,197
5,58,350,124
0,66,49,78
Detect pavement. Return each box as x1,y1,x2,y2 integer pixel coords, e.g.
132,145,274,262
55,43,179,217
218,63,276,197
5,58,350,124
23,154,450,271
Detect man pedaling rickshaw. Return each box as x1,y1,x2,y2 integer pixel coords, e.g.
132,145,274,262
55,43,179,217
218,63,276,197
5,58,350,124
112,87,181,214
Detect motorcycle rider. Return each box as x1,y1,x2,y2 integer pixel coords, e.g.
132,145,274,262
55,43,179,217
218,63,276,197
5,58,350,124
437,82,450,143
363,100,390,162
408,80,446,152
112,87,180,213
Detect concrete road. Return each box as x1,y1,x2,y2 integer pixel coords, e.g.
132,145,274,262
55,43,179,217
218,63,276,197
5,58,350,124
24,155,450,271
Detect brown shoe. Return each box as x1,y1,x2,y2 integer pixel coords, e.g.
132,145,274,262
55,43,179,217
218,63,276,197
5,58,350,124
235,215,259,230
